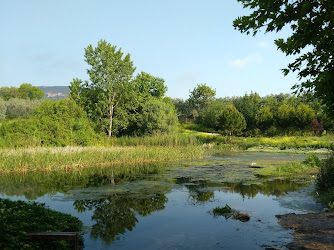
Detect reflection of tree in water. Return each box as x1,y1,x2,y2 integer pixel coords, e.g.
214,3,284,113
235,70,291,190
176,177,215,203
224,179,307,199
74,193,167,244
175,177,307,201
0,163,168,199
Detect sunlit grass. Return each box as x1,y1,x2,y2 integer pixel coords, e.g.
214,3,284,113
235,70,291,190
0,145,206,174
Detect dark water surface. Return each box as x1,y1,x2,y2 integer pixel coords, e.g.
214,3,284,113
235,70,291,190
0,152,325,249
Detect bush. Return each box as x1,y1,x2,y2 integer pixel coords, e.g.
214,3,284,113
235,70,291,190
317,151,334,191
303,153,321,167
135,98,178,135
0,100,97,148
5,98,41,119
0,98,6,120
0,198,83,249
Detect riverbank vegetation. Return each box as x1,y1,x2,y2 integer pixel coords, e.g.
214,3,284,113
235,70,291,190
316,152,334,210
0,145,205,174
0,198,83,249
255,153,321,177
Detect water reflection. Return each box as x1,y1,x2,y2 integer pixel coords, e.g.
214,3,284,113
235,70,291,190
0,156,315,247
74,193,167,244
223,179,308,199
176,176,308,204
0,163,169,199
176,177,215,203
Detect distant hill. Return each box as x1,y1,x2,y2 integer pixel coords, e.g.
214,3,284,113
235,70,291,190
38,86,70,100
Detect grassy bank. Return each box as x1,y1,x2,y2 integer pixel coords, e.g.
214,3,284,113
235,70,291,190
0,145,206,174
178,128,334,152
251,153,321,177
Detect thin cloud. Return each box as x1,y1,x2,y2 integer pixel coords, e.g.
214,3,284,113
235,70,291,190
229,54,263,69
257,41,270,48
180,72,200,82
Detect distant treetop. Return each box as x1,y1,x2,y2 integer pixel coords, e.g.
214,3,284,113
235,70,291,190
0,84,44,101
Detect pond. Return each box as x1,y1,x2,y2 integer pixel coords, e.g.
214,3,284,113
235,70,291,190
0,152,325,249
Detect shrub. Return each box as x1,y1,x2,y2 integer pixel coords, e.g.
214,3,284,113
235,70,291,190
5,98,41,119
317,151,334,191
0,198,83,249
0,99,97,147
303,153,321,167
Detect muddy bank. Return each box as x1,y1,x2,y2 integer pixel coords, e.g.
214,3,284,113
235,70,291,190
278,212,334,249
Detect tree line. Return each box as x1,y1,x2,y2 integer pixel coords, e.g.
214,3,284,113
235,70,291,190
173,84,333,138
0,39,333,147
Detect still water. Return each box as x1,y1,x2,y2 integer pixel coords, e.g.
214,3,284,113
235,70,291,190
0,152,325,249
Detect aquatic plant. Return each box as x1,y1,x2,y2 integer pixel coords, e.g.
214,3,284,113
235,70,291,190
212,204,250,222
303,153,321,167
213,204,232,215
0,198,83,249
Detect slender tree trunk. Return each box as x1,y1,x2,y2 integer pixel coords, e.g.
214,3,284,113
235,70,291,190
110,170,115,185
108,105,114,137
108,93,114,137
229,131,232,141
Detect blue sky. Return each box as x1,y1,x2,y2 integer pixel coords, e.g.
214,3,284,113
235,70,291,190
0,0,298,99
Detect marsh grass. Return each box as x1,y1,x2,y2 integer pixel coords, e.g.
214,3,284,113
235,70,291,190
177,126,334,152
0,145,206,174
255,153,321,177
110,133,211,147
226,135,334,151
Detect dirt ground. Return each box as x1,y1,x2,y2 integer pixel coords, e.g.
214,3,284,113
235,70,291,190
278,212,334,249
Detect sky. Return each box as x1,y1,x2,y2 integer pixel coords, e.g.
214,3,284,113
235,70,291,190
0,0,299,99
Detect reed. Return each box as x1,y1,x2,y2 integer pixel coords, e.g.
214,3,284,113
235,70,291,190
0,145,206,174
110,133,207,147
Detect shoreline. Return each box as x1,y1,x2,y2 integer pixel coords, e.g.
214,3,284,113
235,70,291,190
278,211,334,249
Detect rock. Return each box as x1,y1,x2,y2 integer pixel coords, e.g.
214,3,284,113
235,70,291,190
237,213,250,222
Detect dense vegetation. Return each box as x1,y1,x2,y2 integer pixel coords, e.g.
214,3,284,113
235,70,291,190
0,198,83,249
316,152,334,209
173,88,333,138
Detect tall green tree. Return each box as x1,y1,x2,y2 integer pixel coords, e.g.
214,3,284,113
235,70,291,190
234,92,262,131
135,98,178,135
69,78,84,105
171,98,192,119
277,103,296,129
256,105,274,131
18,83,44,100
134,72,167,99
219,103,246,140
0,87,20,101
82,40,136,137
188,84,216,117
295,104,316,129
233,0,334,118
201,100,226,130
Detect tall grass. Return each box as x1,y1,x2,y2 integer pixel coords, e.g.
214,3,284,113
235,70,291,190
0,145,206,174
109,133,207,146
